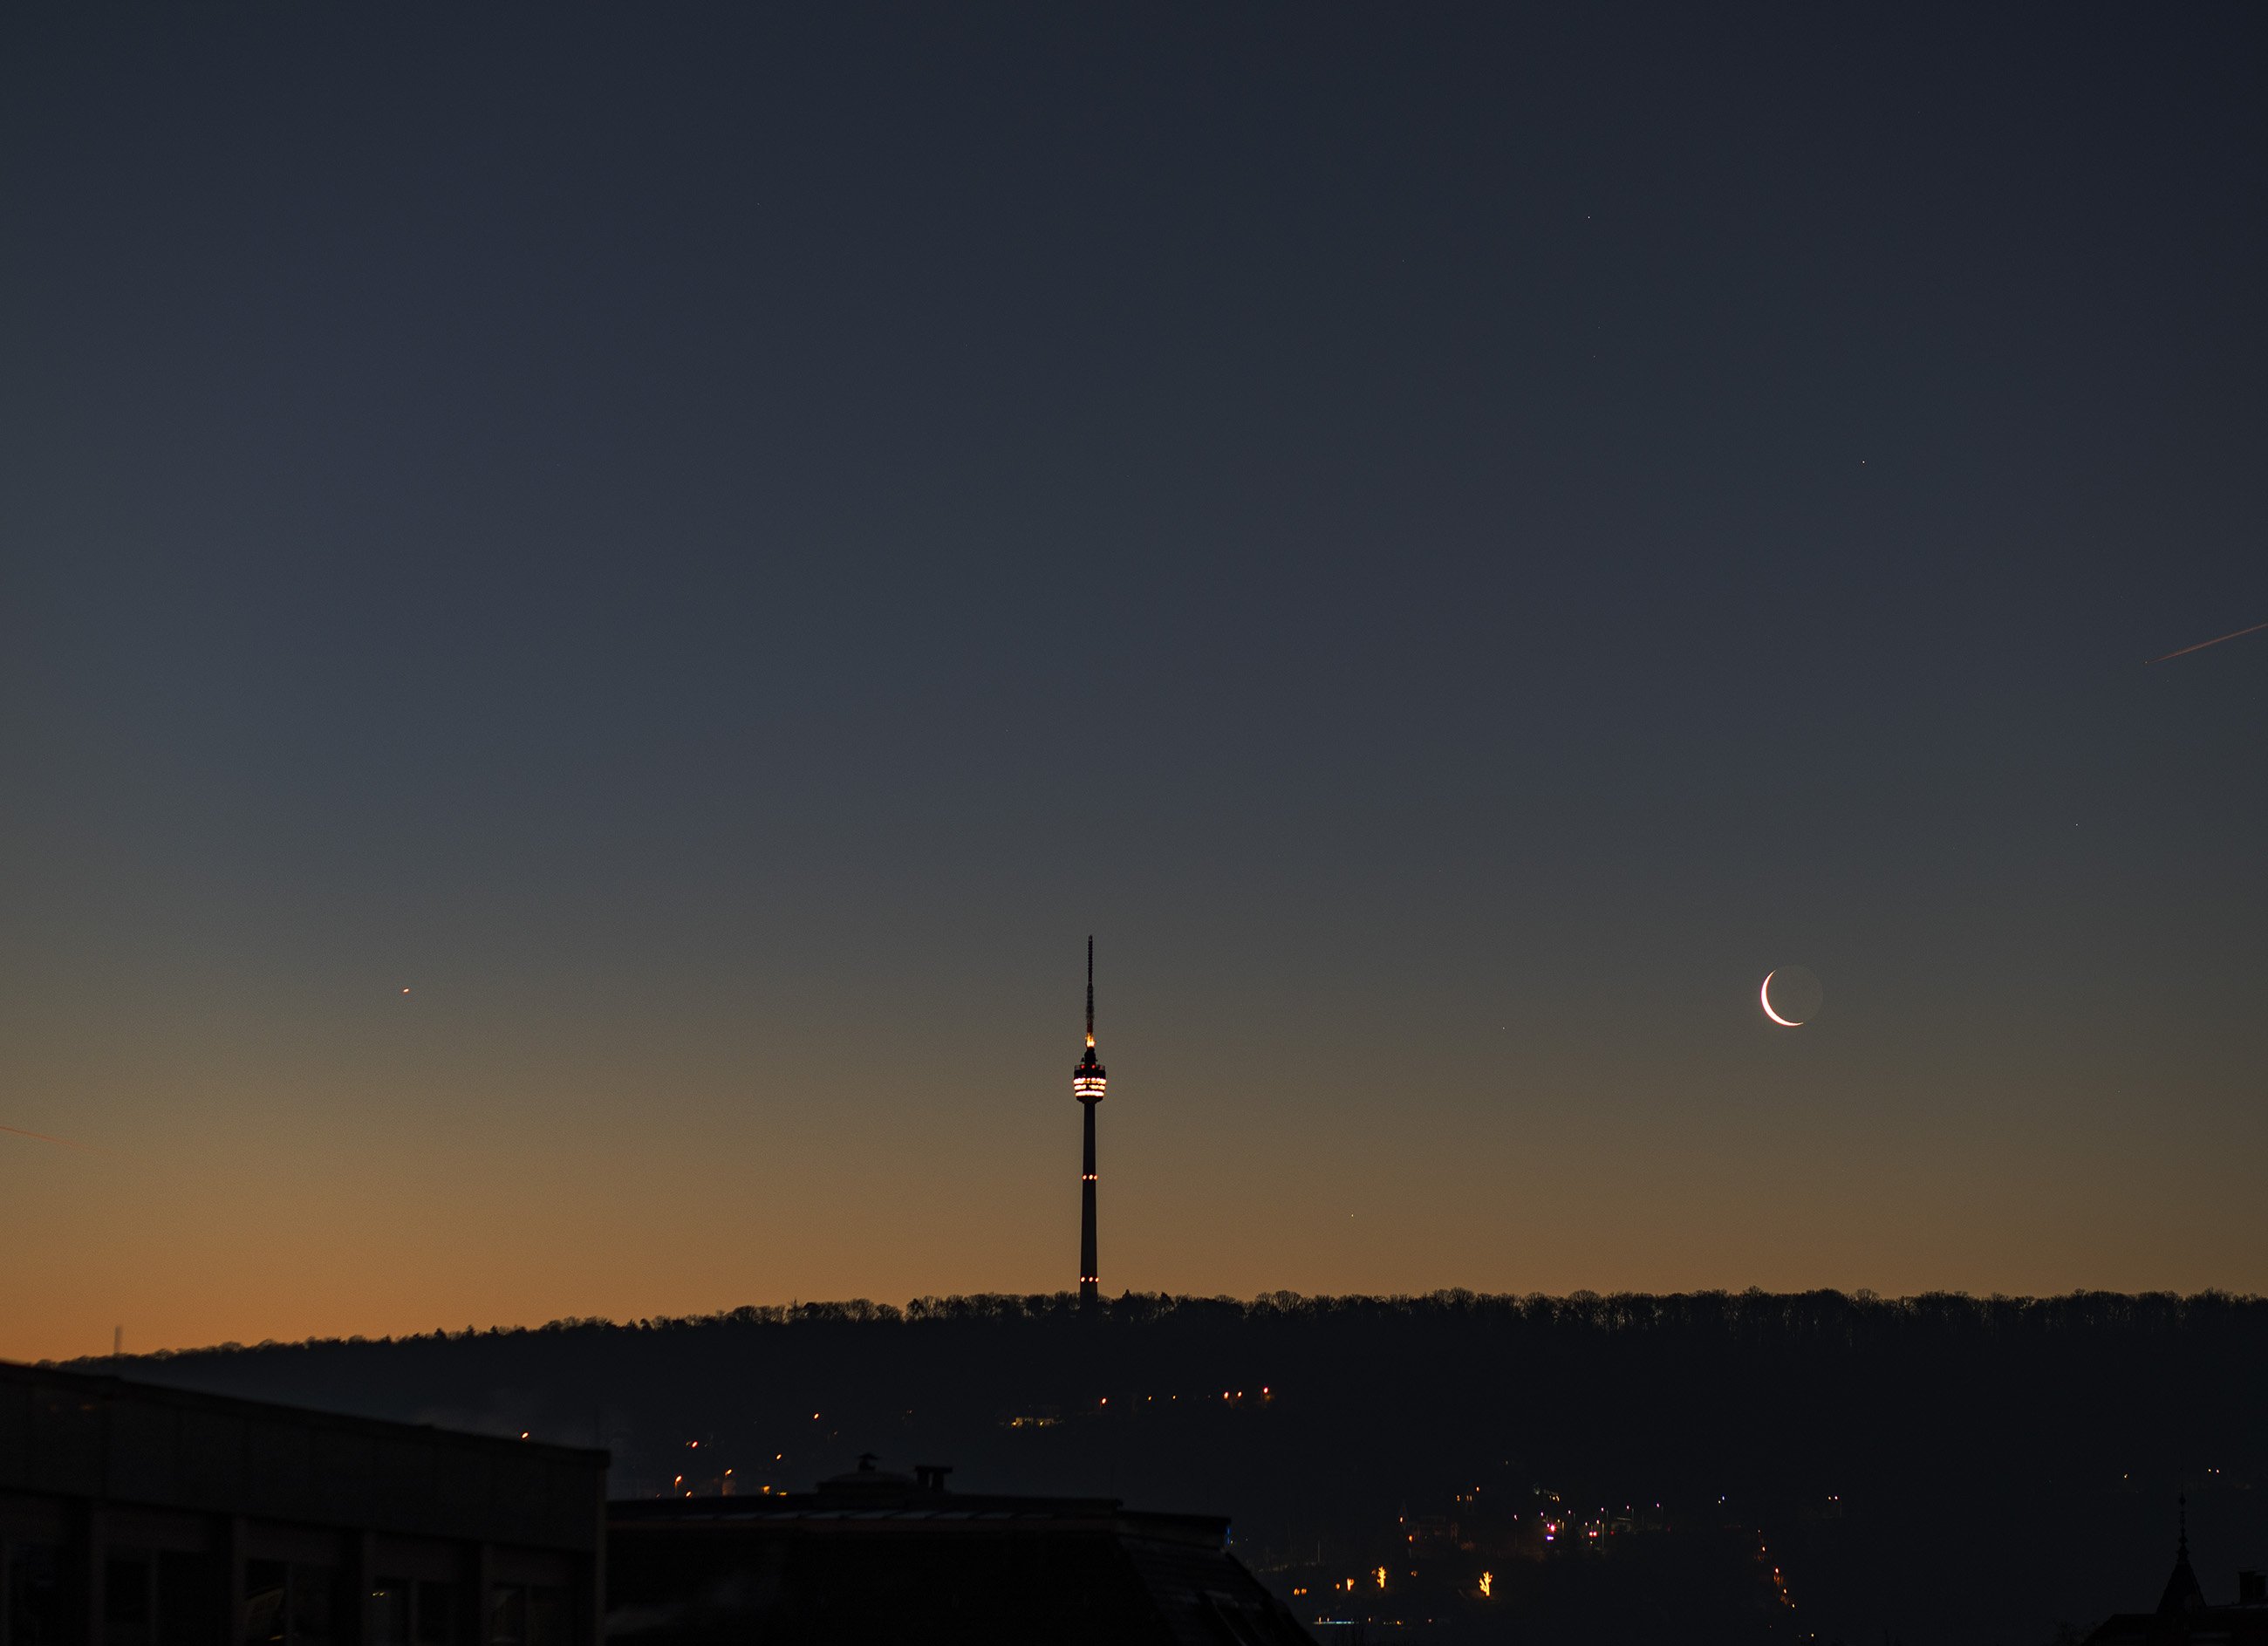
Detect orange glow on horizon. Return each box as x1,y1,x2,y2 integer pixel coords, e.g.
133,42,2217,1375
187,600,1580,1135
3,998,2259,1363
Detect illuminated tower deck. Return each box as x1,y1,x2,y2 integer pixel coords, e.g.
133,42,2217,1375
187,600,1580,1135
1074,937,1107,1304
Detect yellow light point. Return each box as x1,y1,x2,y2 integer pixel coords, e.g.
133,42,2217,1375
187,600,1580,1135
1086,1032,1095,1048
1479,1572,1493,1599
1374,1567,1387,1590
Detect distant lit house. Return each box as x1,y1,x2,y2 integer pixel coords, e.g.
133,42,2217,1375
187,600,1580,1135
1403,1515,1461,1552
607,1457,1313,1644
2083,1519,2268,1644
0,1363,605,1646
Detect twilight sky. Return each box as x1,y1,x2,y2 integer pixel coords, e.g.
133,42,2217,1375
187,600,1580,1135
3,5,2264,1362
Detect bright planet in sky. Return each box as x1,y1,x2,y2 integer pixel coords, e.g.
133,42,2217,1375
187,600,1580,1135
1759,966,1823,1028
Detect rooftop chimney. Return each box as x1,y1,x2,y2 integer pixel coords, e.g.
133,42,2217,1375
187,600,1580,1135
913,1465,953,1493
2240,1570,2265,1605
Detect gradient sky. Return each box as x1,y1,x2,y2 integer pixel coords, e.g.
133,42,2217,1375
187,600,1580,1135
3,5,2264,1363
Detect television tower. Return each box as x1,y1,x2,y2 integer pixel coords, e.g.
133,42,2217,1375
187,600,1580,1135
1073,936,1107,1303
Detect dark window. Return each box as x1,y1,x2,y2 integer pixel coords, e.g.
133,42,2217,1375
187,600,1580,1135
287,1569,336,1646
523,1588,567,1646
243,1563,287,1646
106,1554,153,1646
365,1582,409,1646
365,1579,460,1646
156,1554,222,1646
486,1588,523,1646
413,1582,455,1646
9,1546,72,1646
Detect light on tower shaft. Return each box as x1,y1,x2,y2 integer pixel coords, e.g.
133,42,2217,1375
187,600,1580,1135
1075,937,1107,1302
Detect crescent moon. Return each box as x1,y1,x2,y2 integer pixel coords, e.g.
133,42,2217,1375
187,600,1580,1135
1760,971,1804,1028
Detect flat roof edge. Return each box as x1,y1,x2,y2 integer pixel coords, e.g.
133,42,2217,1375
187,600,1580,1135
2,1361,609,1467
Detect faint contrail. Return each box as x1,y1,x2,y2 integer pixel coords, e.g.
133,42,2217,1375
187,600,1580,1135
2147,618,2268,665
0,1122,95,1151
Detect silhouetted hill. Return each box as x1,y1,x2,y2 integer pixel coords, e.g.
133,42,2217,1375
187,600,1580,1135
72,1290,2268,1645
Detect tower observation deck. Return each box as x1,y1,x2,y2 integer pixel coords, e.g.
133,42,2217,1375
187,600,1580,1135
1074,936,1107,1304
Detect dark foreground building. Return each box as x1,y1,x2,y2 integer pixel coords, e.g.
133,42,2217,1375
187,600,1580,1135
2083,1521,2268,1644
0,1364,605,1646
608,1458,1312,1645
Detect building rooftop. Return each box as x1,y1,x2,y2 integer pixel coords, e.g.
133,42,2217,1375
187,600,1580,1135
2083,1517,2268,1646
609,1458,1311,1644
1,1359,606,1549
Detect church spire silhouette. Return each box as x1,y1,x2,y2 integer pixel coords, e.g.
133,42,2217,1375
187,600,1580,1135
1073,937,1108,1303
2158,1495,2205,1614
